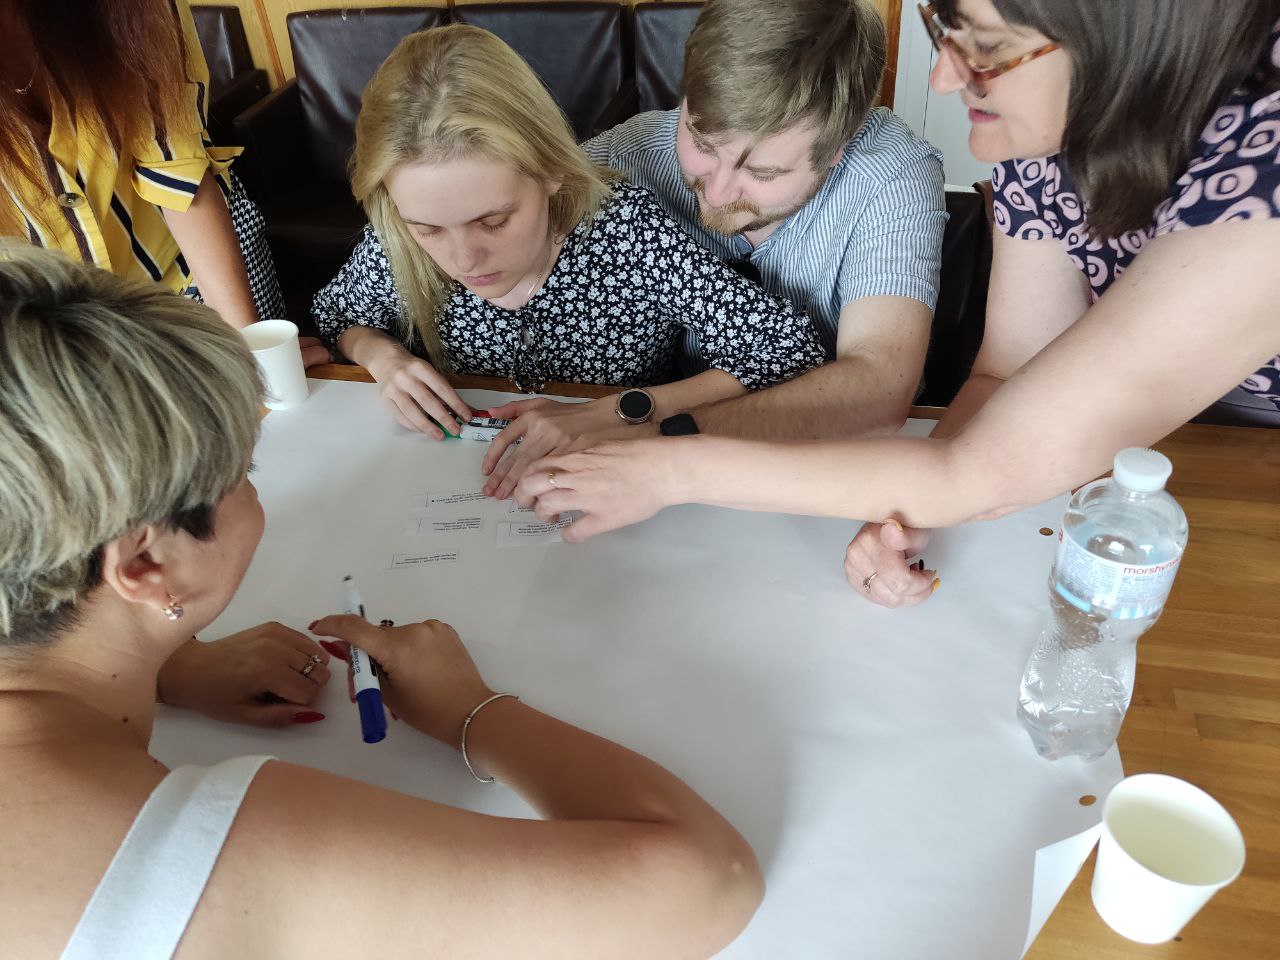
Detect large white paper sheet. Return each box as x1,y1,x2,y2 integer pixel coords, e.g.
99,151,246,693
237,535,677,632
150,379,1121,959
1022,825,1104,957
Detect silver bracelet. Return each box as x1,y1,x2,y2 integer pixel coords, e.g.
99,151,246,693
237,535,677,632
460,692,519,783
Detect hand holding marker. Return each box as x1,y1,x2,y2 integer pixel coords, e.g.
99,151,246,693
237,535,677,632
342,575,388,744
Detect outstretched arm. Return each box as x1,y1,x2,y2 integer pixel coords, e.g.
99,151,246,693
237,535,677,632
516,218,1280,539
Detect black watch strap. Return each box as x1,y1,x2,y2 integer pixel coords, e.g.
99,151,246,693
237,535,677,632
659,413,700,436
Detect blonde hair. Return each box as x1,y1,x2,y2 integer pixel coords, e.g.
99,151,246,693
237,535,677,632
683,0,887,167
350,24,613,366
0,245,263,646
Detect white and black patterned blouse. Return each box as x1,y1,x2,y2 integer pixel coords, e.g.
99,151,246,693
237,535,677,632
312,182,825,390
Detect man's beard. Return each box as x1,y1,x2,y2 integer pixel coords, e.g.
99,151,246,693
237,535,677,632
684,174,824,236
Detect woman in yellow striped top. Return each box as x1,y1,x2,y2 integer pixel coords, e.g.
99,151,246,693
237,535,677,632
1,0,321,363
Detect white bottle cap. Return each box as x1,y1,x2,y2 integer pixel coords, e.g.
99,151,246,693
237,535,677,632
1113,447,1173,493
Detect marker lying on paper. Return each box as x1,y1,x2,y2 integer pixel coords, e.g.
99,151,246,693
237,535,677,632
457,416,513,442
342,575,387,744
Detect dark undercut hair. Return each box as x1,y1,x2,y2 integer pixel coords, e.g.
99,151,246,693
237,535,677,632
938,0,1280,237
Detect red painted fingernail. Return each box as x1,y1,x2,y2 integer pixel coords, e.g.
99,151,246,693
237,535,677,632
293,711,325,723
318,640,349,661
308,620,319,631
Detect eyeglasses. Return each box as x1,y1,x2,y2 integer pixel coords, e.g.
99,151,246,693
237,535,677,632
917,3,1060,99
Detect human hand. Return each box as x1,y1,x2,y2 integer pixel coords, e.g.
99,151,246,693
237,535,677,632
513,438,686,542
365,344,473,438
299,336,333,368
480,397,632,500
843,520,938,608
309,616,492,745
157,624,332,727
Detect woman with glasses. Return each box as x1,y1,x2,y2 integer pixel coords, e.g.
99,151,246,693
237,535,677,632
513,0,1280,598
312,25,824,499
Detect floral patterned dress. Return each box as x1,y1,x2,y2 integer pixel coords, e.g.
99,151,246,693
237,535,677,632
992,25,1280,411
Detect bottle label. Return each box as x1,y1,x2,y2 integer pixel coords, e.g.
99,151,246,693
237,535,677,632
1054,534,1182,618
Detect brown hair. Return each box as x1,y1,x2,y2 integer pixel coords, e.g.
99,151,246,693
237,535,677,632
681,0,887,168
937,0,1280,236
0,0,189,235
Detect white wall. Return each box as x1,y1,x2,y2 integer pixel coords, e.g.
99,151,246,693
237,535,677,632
891,3,994,188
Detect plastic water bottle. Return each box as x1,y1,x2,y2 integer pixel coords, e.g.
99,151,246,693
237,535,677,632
1017,448,1188,761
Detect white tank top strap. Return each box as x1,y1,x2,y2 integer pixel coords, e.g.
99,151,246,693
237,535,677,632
59,754,274,960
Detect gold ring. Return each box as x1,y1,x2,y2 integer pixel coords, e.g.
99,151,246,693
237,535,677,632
861,571,879,591
300,653,322,677
547,472,558,488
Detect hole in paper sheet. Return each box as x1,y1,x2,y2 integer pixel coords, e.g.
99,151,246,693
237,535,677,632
1039,527,1055,537
1078,795,1097,807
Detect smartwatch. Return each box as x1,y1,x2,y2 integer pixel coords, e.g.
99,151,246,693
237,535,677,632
659,413,700,436
615,388,656,425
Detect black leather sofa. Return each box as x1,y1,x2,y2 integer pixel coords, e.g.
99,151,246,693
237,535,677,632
217,0,990,405
191,6,271,157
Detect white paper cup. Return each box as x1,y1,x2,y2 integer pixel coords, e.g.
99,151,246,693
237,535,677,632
241,319,308,410
1091,774,1245,943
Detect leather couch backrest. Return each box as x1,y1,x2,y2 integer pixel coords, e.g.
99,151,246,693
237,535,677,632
633,1,703,114
192,4,255,94
920,188,991,406
288,8,450,184
452,2,625,140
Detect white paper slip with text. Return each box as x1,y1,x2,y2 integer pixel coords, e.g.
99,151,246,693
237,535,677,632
404,516,484,536
496,517,574,547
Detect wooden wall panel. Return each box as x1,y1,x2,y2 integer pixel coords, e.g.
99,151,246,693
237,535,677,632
217,0,287,84
221,0,898,107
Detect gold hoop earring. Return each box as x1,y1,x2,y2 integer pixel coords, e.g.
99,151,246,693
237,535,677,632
162,595,185,621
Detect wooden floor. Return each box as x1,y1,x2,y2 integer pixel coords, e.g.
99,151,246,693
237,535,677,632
1028,422,1280,959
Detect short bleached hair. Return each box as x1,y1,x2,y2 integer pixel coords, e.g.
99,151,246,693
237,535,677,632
0,246,263,645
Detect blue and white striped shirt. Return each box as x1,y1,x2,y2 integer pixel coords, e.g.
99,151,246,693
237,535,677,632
584,108,947,362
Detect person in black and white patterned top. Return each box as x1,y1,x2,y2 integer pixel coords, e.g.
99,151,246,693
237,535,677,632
313,25,823,498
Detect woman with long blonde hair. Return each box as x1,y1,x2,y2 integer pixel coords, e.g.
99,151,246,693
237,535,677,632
314,24,824,500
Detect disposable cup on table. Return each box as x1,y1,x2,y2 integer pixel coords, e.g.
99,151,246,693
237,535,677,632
241,319,308,410
1091,773,1245,944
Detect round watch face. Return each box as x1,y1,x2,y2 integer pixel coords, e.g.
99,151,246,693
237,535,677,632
618,389,654,422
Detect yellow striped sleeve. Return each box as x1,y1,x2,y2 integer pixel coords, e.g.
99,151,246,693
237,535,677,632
132,146,240,210
131,0,243,211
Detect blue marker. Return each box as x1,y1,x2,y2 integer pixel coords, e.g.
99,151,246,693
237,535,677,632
342,575,388,744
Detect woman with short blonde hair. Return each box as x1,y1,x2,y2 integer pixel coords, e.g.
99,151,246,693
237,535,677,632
0,246,761,958
315,24,825,501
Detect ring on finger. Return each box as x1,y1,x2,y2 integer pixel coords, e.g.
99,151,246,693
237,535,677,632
547,471,558,488
300,653,323,678
861,571,879,591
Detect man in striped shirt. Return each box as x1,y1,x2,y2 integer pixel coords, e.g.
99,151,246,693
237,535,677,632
584,0,946,439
